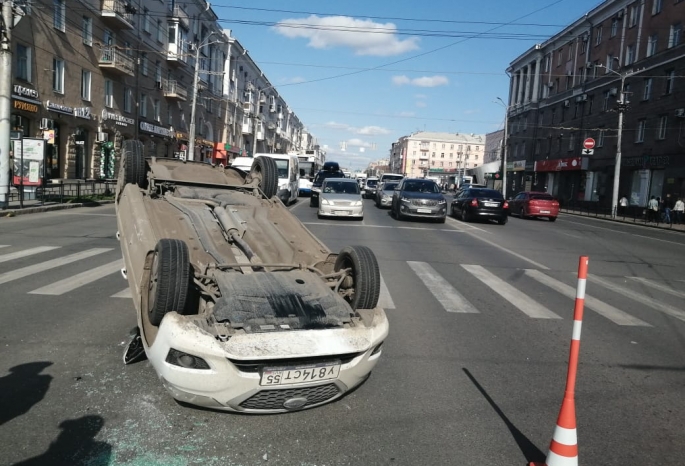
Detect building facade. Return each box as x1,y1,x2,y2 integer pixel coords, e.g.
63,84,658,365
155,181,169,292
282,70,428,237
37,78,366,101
506,0,685,206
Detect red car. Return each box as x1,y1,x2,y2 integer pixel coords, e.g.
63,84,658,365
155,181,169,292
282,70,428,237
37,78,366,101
508,191,559,221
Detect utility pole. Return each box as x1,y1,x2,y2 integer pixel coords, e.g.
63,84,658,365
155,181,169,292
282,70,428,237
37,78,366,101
252,89,260,156
496,97,509,197
0,0,15,209
187,43,202,162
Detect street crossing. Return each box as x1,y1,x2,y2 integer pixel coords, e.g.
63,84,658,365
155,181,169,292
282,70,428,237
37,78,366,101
0,243,683,329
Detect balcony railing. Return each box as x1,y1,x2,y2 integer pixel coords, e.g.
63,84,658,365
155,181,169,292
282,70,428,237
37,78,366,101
162,79,187,100
101,0,135,30
98,46,135,76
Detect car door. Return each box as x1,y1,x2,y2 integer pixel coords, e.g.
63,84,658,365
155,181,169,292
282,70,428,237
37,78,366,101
392,180,403,211
509,192,524,212
452,189,465,215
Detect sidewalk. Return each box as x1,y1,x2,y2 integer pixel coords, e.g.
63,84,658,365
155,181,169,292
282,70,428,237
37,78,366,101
561,208,685,233
2,182,116,217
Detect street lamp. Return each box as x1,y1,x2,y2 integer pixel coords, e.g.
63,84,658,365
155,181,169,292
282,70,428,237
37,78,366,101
187,32,224,162
597,61,634,218
495,97,509,197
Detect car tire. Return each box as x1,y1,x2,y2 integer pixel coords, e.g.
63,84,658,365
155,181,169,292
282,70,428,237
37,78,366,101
148,239,191,327
437,216,446,224
249,156,279,199
498,217,507,225
123,140,147,188
334,245,381,310
461,208,469,222
549,216,557,222
520,207,526,219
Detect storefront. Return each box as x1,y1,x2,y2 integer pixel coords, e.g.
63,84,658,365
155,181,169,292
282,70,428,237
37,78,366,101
213,142,228,166
534,156,588,204
45,101,96,179
139,121,174,158
100,109,136,179
11,84,43,175
174,131,189,159
620,154,679,207
195,137,215,162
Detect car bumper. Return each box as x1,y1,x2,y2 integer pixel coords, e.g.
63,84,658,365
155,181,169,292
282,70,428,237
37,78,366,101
471,208,508,219
298,188,312,196
277,189,291,204
399,204,447,218
527,207,559,217
379,197,392,207
319,205,364,217
146,311,388,413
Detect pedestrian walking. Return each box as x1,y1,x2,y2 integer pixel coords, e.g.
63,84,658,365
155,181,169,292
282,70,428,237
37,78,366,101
662,195,673,224
648,196,659,223
674,197,685,224
619,195,628,216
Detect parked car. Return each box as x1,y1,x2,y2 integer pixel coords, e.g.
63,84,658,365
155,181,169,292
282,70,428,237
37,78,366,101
451,188,508,225
391,178,447,223
508,191,560,221
375,181,399,208
318,178,364,220
310,161,346,207
115,141,387,413
361,177,379,199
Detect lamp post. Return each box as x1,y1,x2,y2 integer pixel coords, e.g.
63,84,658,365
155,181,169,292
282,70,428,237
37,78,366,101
495,97,509,197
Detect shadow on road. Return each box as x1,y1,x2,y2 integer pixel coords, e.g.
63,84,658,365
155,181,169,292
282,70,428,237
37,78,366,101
0,361,53,426
13,415,112,466
618,364,685,372
462,368,546,464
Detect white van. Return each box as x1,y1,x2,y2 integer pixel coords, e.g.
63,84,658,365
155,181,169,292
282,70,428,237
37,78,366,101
254,153,299,205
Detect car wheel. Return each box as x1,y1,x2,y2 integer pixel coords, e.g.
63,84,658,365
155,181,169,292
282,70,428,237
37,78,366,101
520,207,526,219
334,245,381,310
249,156,279,199
498,217,508,225
461,208,469,222
317,212,324,219
147,239,191,327
549,216,557,222
437,216,446,224
122,140,147,188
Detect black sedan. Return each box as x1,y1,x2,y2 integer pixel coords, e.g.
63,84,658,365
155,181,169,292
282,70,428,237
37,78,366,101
451,188,508,225
391,178,447,223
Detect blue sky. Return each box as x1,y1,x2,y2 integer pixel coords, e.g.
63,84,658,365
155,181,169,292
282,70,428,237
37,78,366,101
212,0,604,170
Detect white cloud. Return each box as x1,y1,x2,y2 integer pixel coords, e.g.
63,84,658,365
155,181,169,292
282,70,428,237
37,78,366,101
392,75,449,88
324,121,350,130
274,16,420,56
356,125,390,136
347,138,372,148
416,101,428,108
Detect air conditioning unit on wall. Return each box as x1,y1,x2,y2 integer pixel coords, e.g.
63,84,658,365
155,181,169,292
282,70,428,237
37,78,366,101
675,108,685,118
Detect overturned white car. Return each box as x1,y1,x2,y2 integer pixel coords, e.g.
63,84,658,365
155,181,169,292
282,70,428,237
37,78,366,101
115,142,388,413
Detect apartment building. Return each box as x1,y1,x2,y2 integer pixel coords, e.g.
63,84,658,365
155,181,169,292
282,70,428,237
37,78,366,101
390,131,485,184
506,0,685,206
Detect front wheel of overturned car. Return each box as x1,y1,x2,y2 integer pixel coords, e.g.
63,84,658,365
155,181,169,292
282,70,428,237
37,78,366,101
123,140,147,188
148,239,191,326
334,245,381,310
250,156,279,199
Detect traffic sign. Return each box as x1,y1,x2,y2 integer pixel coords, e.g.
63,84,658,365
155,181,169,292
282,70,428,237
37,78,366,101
583,138,595,150
581,148,594,155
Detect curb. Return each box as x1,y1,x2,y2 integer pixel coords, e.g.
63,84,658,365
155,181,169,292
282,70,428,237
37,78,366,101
1,200,116,218
561,210,685,233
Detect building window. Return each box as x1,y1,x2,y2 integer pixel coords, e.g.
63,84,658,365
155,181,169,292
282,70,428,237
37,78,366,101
157,20,164,43
636,120,646,142
568,133,575,151
143,8,150,33
153,99,160,121
606,54,615,72
567,42,573,59
104,79,113,107
16,44,31,82
449,153,453,158
625,44,635,65
629,5,638,27
140,94,147,117
598,130,605,147
595,26,603,45
544,55,550,72
647,34,658,57
450,144,454,149
657,116,667,139
167,106,173,125
124,87,132,113
603,90,611,111
141,53,148,75
81,70,91,101
82,17,92,46
155,61,161,85
440,153,445,158
669,23,682,48
588,95,594,114
431,152,435,158
643,78,653,100
611,18,618,37
652,0,662,15
557,49,562,66
53,0,65,32
52,58,64,93
665,70,675,94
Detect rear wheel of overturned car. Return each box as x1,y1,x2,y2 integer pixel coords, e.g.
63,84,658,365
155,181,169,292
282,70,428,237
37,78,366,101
123,140,147,187
334,245,381,310
250,156,279,199
148,239,191,326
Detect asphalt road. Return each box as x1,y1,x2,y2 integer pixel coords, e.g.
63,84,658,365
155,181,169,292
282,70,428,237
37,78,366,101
1,199,684,466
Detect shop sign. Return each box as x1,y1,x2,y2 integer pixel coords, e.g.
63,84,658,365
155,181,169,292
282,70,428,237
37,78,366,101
13,99,39,113
140,121,173,137
74,107,92,120
175,132,189,140
101,109,134,127
13,84,39,101
195,137,213,147
505,162,514,171
535,156,587,172
46,100,74,115
622,155,670,169
512,160,526,171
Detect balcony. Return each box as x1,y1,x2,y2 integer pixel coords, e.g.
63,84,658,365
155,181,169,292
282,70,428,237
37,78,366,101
168,5,190,30
162,79,187,101
419,153,429,160
101,0,135,30
98,46,135,76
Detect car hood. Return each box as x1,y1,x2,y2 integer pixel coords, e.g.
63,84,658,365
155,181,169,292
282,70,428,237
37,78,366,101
400,191,444,200
320,193,361,202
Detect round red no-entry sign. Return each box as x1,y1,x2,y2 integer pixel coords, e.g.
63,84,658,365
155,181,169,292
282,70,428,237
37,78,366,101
583,138,596,150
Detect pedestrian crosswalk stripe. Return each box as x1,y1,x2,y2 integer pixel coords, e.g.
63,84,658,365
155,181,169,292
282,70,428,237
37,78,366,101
378,274,395,310
407,261,478,313
28,259,123,295
0,246,61,264
589,274,685,322
461,265,562,319
0,248,112,286
524,270,651,327
0,245,9,249
111,288,132,299
627,277,685,299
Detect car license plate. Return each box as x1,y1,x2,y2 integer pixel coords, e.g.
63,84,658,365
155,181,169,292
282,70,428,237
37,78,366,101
540,210,550,214
484,202,499,207
334,210,350,215
261,364,341,386
417,208,432,213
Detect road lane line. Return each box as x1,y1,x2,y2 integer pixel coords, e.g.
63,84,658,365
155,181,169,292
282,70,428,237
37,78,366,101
377,274,395,310
0,245,9,249
62,213,117,217
0,248,112,286
29,259,123,295
445,216,487,232
111,288,132,298
588,274,685,322
461,265,561,319
0,246,61,264
524,269,651,326
407,261,478,313
627,277,685,299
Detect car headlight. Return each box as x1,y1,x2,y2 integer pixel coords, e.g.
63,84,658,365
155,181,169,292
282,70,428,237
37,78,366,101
401,197,411,203
438,199,446,204
351,200,362,206
321,198,330,205
166,349,210,370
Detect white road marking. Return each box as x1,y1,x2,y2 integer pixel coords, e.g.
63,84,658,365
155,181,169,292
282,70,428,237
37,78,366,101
588,274,685,322
556,231,582,239
0,246,60,264
524,269,651,326
0,248,112,286
445,216,487,233
627,277,685,299
63,213,117,217
288,199,307,212
111,288,132,298
377,274,395,310
0,245,9,249
29,259,124,295
461,265,561,319
407,261,478,313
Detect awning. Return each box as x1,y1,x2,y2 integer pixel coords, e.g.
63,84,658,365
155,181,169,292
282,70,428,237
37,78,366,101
213,142,228,159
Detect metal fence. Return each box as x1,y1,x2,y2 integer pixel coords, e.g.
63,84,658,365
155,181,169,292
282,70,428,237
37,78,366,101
560,201,678,229
9,180,117,208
